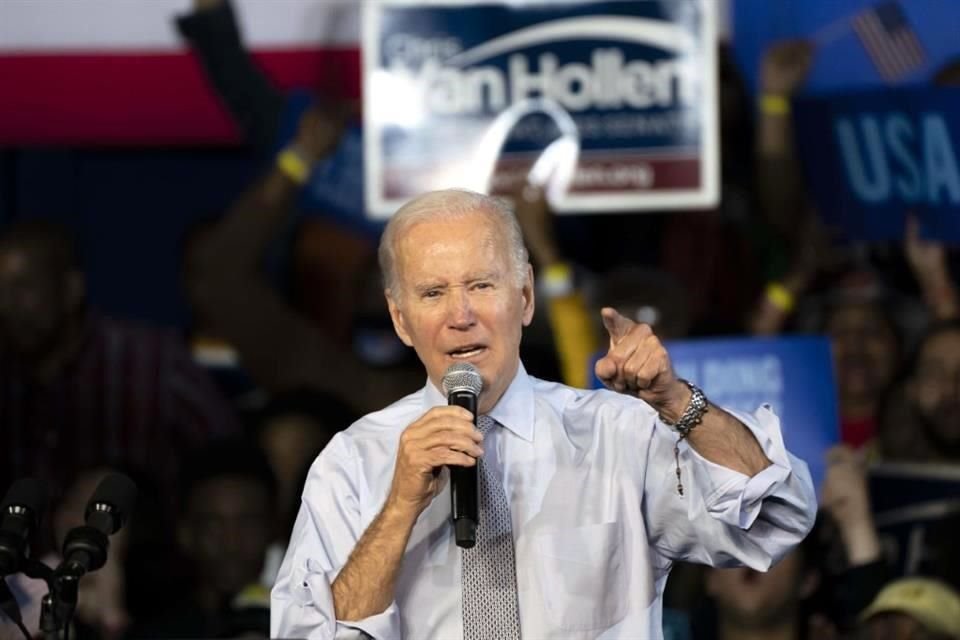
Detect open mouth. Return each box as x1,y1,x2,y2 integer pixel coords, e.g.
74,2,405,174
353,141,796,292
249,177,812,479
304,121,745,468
447,344,486,359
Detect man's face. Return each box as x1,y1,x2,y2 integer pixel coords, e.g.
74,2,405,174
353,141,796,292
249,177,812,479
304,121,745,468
179,477,273,597
909,330,960,449
386,211,534,414
706,551,814,629
0,246,71,356
859,612,927,640
826,303,899,407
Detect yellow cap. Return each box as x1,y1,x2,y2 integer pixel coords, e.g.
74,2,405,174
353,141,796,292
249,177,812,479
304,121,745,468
860,578,960,638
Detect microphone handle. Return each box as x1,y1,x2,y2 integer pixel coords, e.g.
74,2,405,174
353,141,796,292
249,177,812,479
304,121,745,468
448,390,479,549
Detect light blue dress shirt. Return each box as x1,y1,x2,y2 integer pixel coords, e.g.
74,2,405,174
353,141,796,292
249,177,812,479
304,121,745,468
271,363,816,639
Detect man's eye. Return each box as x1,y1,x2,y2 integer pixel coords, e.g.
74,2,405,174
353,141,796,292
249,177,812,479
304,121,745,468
423,290,441,299
473,282,493,290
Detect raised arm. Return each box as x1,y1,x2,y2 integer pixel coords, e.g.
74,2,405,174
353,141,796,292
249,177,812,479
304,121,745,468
186,106,411,412
905,216,959,321
594,307,816,567
595,307,768,476
755,39,814,240
176,0,286,147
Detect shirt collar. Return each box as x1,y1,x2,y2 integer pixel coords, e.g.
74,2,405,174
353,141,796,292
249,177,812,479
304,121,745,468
422,362,535,441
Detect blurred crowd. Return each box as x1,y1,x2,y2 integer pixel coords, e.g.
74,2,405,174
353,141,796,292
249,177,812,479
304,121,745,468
2,0,960,638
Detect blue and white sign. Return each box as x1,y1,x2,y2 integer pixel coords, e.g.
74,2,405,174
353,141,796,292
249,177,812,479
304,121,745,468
591,335,840,486
362,0,719,217
793,88,960,241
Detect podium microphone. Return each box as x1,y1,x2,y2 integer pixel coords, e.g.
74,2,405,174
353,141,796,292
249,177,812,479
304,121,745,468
59,472,137,578
0,478,46,576
442,362,483,549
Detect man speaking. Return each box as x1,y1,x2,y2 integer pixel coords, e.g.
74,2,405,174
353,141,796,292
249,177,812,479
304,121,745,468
271,189,816,639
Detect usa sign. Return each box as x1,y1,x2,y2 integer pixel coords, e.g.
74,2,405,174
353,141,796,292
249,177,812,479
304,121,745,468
362,0,719,217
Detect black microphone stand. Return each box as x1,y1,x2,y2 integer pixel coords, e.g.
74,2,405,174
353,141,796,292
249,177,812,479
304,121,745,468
21,558,78,640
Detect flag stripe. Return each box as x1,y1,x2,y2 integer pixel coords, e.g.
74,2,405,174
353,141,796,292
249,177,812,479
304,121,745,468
852,2,926,82
0,48,361,145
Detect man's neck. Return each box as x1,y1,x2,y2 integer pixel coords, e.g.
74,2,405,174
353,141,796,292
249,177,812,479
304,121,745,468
718,620,798,640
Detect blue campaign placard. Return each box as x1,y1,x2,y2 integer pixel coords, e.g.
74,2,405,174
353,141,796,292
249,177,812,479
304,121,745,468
590,335,840,486
792,87,960,241
274,91,382,239
731,0,959,95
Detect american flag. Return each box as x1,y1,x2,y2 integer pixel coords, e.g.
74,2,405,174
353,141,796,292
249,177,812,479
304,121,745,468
852,1,926,82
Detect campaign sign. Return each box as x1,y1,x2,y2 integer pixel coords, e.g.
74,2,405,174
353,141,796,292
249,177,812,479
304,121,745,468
793,88,960,242
362,0,719,218
590,335,839,486
869,463,960,580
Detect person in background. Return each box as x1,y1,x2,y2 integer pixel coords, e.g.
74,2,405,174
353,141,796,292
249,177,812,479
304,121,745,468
129,438,276,639
248,388,357,586
250,388,355,529
0,221,239,513
186,104,422,416
818,445,888,632
700,524,822,640
858,578,960,640
880,320,960,463
695,444,889,640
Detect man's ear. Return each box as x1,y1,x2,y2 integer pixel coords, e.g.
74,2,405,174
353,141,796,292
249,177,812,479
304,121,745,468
386,291,414,347
521,263,535,327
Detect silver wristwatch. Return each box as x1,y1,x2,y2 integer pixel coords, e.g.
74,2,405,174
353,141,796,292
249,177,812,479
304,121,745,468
660,379,708,438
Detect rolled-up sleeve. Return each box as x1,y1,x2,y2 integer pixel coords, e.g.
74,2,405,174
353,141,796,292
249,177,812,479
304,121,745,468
643,404,817,571
271,436,402,639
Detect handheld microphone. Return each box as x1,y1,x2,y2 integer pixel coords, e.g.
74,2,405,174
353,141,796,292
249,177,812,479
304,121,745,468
0,478,46,576
59,473,137,577
442,362,483,549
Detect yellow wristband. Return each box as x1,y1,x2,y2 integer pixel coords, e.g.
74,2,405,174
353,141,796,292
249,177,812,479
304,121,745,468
277,148,310,185
765,282,795,313
760,94,790,116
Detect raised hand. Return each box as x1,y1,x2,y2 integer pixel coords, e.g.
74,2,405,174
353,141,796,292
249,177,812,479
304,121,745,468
594,307,689,421
761,39,815,96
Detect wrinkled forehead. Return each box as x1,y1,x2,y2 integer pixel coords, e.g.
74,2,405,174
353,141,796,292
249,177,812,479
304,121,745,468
395,212,506,270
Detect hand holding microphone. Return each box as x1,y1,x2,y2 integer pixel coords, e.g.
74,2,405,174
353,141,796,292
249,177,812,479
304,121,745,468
385,363,484,545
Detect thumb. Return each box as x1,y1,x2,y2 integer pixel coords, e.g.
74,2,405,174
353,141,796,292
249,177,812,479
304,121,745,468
601,307,634,345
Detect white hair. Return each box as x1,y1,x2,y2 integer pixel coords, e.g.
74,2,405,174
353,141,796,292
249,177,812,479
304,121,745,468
378,189,529,299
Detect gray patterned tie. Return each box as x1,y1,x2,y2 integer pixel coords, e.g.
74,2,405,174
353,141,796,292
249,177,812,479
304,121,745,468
461,415,522,640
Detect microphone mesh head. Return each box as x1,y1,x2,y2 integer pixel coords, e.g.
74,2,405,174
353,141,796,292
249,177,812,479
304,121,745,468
1,477,46,516
442,362,483,396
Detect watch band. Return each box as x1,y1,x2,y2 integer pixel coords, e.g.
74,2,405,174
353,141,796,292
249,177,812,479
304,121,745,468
661,379,708,437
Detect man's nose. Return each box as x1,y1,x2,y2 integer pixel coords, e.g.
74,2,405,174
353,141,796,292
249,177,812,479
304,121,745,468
446,287,476,329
